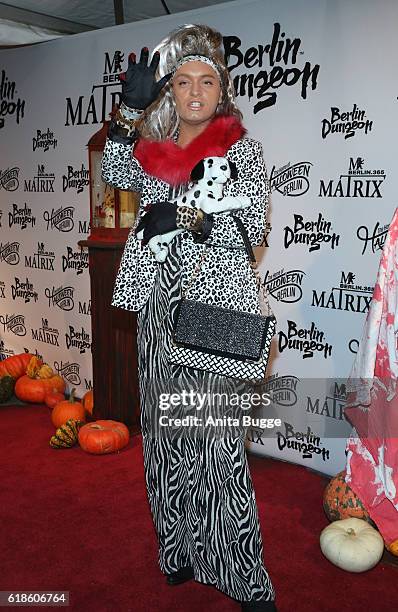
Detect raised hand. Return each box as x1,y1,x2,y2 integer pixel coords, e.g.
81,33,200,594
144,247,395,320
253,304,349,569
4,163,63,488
120,47,172,110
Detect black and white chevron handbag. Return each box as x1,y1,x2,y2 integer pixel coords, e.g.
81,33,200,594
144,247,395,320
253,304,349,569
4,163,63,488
168,217,276,382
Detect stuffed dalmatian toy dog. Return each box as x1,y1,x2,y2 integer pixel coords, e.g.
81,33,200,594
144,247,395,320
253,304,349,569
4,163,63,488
136,156,251,262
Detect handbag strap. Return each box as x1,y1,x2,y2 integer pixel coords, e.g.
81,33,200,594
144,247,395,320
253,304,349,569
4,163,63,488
231,216,256,264
181,215,273,318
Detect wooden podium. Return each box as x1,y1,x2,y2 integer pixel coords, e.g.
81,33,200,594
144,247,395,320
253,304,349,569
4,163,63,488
78,239,140,431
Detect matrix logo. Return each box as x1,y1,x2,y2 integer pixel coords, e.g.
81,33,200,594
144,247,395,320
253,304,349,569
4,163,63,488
321,104,373,139
25,242,55,271
65,50,124,125
312,271,373,314
269,161,313,196
306,381,347,422
224,23,320,113
24,164,55,193
258,221,272,247
319,157,386,198
31,318,60,346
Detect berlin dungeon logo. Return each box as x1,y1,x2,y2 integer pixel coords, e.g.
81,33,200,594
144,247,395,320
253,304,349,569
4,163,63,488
224,22,320,113
306,380,347,422
264,373,299,407
0,313,26,336
0,280,5,299
22,347,43,361
264,268,305,303
8,203,36,230
54,360,81,386
321,104,373,139
0,241,20,265
65,50,124,126
278,320,332,359
0,70,25,129
277,421,330,461
62,246,88,275
32,128,58,152
319,157,386,198
44,206,75,232
45,285,75,311
11,276,38,304
357,220,389,255
62,164,89,194
0,167,20,191
25,242,55,271
32,318,60,347
312,271,374,314
269,161,313,196
0,340,14,360
284,213,340,252
24,164,55,193
65,325,91,354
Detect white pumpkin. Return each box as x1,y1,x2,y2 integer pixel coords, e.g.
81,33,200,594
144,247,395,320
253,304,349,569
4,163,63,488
320,517,384,572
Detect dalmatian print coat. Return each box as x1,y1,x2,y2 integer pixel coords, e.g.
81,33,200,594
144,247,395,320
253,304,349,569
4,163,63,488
101,136,270,314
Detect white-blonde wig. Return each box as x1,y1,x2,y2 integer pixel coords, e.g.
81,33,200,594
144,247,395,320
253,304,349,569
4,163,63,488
137,24,242,141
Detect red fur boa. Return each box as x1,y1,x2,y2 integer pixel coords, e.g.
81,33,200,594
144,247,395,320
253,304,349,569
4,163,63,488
133,115,246,186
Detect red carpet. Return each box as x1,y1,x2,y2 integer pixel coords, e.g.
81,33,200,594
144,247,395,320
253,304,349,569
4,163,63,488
1,403,397,611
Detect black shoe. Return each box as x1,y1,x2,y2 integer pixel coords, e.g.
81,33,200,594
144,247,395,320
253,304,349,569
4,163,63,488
241,600,277,611
166,566,194,586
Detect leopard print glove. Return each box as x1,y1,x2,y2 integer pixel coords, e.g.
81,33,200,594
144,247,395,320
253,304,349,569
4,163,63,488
176,206,204,232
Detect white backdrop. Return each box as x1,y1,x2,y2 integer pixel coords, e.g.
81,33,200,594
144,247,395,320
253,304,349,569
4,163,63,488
1,0,396,475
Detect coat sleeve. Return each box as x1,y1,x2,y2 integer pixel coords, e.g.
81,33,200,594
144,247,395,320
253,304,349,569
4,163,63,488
201,138,270,248
101,137,145,192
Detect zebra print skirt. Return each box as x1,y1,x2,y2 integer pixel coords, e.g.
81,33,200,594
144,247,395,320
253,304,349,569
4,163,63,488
136,235,275,603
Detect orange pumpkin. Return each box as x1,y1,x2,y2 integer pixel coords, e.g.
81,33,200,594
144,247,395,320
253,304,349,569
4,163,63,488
78,420,130,454
82,389,94,415
15,374,65,404
0,353,37,379
323,470,372,523
51,389,86,428
44,391,66,410
386,539,398,556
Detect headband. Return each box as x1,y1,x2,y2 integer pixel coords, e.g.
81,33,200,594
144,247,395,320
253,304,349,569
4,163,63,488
171,54,222,80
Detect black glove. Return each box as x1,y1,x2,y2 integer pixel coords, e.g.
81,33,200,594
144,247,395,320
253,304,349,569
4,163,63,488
135,201,178,245
120,47,172,111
